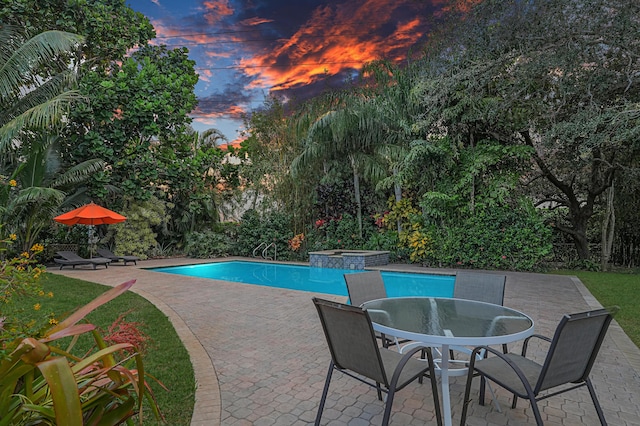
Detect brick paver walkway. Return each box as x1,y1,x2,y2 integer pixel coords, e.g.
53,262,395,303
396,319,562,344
50,257,640,425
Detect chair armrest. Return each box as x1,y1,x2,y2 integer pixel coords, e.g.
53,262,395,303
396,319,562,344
522,334,551,356
468,345,535,395
390,344,442,424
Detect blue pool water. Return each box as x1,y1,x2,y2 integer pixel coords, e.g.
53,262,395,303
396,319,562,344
150,260,455,297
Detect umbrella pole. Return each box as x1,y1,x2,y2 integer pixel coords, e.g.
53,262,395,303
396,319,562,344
87,225,96,258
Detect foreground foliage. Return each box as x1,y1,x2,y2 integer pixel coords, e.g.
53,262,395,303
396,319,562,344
1,279,162,425
35,274,195,426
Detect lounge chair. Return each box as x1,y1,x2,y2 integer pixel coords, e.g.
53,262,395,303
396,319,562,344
97,248,139,265
460,308,615,425
54,251,111,270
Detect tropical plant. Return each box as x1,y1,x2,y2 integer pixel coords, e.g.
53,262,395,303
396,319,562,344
106,196,169,259
240,96,318,232
0,280,163,425
292,92,387,238
0,26,84,150
1,134,105,252
184,230,232,258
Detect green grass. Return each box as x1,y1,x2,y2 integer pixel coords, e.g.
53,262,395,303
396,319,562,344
553,270,640,348
22,273,196,425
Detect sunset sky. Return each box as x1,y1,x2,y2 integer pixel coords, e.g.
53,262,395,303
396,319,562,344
128,0,448,143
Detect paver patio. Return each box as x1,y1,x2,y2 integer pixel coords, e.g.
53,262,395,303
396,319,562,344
50,257,640,425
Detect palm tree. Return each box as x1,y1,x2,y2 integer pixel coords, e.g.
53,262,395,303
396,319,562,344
0,26,85,150
361,60,423,232
0,26,92,249
292,92,388,238
1,134,105,251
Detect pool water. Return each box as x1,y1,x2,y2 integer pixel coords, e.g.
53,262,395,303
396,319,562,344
150,260,454,297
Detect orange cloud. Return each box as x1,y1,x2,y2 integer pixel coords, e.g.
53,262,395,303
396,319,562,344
198,69,213,82
193,104,246,119
237,0,429,92
239,17,274,26
203,0,234,25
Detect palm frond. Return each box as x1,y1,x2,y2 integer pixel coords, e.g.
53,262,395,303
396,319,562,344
0,90,84,150
0,30,84,99
50,159,106,188
12,186,66,207
3,70,79,124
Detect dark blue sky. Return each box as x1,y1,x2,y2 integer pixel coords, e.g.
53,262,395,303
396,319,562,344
127,0,445,142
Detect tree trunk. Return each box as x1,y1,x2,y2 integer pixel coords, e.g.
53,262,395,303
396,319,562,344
393,167,402,234
565,197,593,261
351,157,363,239
601,184,615,271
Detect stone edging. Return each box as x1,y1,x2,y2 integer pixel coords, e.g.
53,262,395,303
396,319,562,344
129,287,222,426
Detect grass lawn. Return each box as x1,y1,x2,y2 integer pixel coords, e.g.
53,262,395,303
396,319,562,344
554,270,640,348
21,273,196,425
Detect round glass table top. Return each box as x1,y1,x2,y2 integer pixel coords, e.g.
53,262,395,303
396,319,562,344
361,297,534,345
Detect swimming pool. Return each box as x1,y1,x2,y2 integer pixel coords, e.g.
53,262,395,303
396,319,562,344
150,260,455,297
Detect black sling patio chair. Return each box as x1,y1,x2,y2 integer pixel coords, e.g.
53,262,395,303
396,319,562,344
452,271,508,401
460,308,615,426
312,297,442,426
454,271,506,306
344,271,411,349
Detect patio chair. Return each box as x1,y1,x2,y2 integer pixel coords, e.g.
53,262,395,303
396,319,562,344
454,271,507,356
454,271,506,306
450,272,508,403
312,297,442,426
54,251,111,270
97,248,140,265
344,271,410,349
460,308,614,426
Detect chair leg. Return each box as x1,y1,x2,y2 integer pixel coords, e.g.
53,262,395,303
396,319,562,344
460,365,475,425
381,333,389,348
418,348,426,384
381,386,396,426
530,399,544,426
586,379,607,425
315,362,334,426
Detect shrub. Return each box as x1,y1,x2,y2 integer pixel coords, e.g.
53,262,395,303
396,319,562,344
428,203,553,271
185,230,232,258
310,213,373,251
233,209,299,260
108,196,170,259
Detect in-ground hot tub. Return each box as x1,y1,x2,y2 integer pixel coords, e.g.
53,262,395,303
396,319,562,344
309,250,390,270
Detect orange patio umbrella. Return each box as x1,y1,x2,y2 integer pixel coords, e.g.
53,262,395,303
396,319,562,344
54,203,126,258
53,202,126,226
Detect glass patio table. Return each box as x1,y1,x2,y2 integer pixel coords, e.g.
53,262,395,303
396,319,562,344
361,297,534,426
